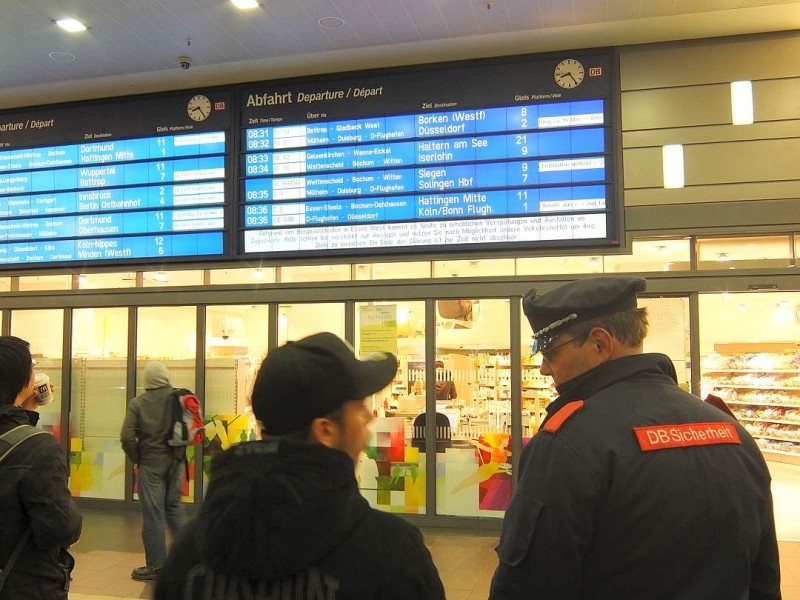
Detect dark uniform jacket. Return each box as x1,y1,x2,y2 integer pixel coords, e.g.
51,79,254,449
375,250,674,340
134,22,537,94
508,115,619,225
156,438,445,600
490,353,781,600
0,405,82,600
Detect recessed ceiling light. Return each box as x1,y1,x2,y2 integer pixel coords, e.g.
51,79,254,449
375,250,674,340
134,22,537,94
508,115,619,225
49,51,76,62
231,0,260,9
318,16,345,29
55,18,87,32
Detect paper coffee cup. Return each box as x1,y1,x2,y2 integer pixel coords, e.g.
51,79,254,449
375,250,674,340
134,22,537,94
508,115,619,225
34,373,53,405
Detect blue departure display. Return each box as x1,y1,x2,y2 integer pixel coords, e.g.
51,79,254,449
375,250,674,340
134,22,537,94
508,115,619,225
239,52,617,257
0,92,231,267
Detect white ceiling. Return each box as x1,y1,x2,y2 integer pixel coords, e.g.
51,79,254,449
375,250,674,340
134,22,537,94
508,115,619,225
2,0,800,110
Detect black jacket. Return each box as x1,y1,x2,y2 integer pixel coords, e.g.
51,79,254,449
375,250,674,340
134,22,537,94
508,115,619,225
490,353,781,600
156,438,445,600
0,405,82,600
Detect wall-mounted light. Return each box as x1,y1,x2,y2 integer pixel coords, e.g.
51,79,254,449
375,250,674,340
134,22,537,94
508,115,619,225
153,272,168,282
252,268,264,279
662,145,684,189
731,80,754,125
588,257,601,268
716,253,731,262
655,245,668,256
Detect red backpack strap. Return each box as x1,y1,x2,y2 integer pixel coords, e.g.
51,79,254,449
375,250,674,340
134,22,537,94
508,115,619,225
543,400,584,434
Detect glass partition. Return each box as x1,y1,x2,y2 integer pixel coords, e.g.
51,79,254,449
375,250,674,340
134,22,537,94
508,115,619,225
355,300,426,514
70,307,128,499
10,309,65,441
640,297,691,391
277,303,345,345
135,306,198,501
436,298,511,518
202,305,267,496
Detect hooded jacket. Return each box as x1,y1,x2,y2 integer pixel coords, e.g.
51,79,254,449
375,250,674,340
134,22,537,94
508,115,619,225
0,405,82,600
490,353,781,599
155,438,445,600
120,362,179,470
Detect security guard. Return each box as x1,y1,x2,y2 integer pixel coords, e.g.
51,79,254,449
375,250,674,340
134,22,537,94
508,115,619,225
489,276,781,599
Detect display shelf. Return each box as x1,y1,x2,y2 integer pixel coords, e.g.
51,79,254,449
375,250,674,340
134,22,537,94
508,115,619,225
727,401,800,409
702,347,800,457
738,417,800,426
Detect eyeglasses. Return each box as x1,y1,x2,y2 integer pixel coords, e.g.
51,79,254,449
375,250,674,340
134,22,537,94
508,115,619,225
531,330,590,360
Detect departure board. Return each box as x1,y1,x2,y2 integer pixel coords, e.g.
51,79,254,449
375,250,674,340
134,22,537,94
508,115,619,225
0,92,231,267
239,51,617,258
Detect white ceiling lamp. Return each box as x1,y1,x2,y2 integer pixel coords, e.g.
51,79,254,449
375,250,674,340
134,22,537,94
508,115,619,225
252,268,265,279
231,0,260,9
662,144,684,189
731,80,754,125
55,18,87,32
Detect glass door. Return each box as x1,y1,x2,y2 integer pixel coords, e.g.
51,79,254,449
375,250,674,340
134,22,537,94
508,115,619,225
70,307,129,500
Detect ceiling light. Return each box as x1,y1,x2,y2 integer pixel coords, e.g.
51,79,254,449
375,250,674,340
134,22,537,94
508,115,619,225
252,269,265,279
588,257,601,268
655,245,668,256
731,81,754,125
55,18,87,32
231,0,260,8
662,145,684,189
48,51,76,62
716,253,731,262
318,16,345,29
77,275,88,284
153,272,168,282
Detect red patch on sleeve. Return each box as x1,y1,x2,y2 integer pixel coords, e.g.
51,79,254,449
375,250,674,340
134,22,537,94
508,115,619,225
543,400,584,433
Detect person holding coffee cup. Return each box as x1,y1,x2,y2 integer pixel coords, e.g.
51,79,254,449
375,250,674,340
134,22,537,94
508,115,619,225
0,335,82,599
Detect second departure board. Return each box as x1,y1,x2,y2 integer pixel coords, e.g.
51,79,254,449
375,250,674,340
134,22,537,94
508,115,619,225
0,92,231,267
238,51,618,259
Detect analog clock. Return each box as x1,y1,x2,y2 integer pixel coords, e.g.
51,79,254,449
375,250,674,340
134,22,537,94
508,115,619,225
187,94,211,122
554,59,585,89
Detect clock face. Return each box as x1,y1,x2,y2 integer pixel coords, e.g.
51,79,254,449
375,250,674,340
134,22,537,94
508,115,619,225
187,94,211,122
554,59,585,89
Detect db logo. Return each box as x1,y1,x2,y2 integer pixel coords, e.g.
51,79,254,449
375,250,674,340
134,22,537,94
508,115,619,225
589,67,602,77
214,102,226,110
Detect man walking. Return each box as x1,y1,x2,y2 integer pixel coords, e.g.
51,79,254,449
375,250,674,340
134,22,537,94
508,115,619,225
156,332,445,599
121,361,188,581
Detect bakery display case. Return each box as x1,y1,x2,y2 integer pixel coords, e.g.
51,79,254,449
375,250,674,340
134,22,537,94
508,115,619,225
701,343,800,465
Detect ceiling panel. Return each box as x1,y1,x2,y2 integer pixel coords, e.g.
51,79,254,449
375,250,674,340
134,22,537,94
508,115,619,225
0,0,799,108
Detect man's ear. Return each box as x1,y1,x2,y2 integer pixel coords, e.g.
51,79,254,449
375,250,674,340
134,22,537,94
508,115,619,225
588,327,614,359
309,416,339,448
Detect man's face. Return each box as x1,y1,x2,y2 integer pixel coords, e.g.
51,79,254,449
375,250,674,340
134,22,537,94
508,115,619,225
538,328,598,387
14,366,37,408
331,398,374,464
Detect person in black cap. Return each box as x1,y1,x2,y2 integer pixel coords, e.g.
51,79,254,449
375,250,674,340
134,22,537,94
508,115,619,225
155,332,445,600
490,277,781,600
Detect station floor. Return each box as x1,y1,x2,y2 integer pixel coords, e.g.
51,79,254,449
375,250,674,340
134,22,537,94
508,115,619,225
68,461,800,600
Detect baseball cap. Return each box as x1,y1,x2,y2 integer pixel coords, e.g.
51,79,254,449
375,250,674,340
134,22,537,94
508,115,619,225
523,276,646,354
252,332,398,435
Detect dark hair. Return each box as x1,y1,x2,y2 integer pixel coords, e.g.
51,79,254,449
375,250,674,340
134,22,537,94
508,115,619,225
275,404,348,442
565,307,649,347
0,336,33,407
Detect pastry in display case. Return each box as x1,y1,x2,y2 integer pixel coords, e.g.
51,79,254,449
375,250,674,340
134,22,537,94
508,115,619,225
701,347,800,463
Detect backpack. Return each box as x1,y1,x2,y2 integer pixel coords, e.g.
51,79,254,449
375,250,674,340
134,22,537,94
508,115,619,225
166,388,204,448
